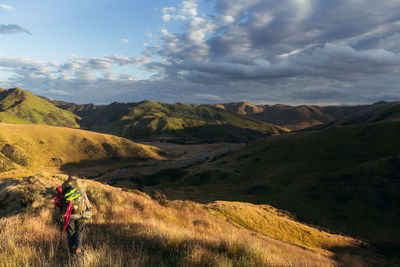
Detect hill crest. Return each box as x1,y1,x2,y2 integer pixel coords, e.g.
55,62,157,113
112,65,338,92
0,123,163,172
53,99,284,143
0,88,80,128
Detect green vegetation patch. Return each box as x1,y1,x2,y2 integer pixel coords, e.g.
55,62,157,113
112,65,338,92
0,88,80,128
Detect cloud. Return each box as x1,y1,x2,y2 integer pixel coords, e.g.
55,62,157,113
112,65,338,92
193,93,222,102
0,3,13,10
181,0,198,17
0,24,31,35
48,89,71,96
2,0,400,105
142,0,400,104
120,38,129,44
173,43,400,83
161,0,198,22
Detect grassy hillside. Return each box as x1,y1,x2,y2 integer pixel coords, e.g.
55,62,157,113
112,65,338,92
328,101,400,127
134,121,400,261
0,173,377,266
211,102,364,131
56,100,284,143
0,123,163,172
0,88,80,128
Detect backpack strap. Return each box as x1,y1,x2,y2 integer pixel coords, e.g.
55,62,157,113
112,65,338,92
64,187,82,201
63,202,73,232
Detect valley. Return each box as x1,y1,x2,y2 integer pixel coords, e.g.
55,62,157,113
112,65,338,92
0,87,399,265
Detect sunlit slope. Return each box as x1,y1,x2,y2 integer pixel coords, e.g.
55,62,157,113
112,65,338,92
0,123,163,171
144,121,400,260
207,201,359,250
0,88,80,127
57,100,284,143
0,173,372,266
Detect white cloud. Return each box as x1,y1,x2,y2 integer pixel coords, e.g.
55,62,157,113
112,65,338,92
120,38,129,44
161,1,198,22
48,89,71,96
163,7,176,13
276,49,302,60
221,15,235,24
162,14,171,22
194,93,222,101
0,3,14,10
181,0,198,17
185,17,216,44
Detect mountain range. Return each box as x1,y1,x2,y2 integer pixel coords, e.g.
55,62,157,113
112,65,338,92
51,95,400,134
1,88,399,144
210,102,367,130
51,100,283,143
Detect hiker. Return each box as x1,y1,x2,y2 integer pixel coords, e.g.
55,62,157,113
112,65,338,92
54,174,92,256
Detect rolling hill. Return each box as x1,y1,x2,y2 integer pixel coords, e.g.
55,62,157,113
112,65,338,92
0,88,80,128
9,88,400,144
0,88,282,143
327,101,400,127
0,123,163,172
210,102,365,130
130,120,400,262
0,172,380,266
53,100,284,143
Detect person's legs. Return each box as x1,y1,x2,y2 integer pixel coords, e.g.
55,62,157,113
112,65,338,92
66,220,76,254
74,219,85,251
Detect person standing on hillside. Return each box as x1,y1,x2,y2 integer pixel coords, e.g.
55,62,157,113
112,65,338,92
54,174,92,257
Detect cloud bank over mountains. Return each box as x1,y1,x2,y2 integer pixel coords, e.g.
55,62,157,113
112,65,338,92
1,0,400,104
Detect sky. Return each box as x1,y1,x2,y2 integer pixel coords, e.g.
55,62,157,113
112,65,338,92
0,0,400,105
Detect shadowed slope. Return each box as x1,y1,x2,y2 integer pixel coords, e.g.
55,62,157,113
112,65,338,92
138,121,400,262
211,102,365,130
327,101,400,127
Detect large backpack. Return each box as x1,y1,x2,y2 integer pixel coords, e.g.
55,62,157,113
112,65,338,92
63,187,87,219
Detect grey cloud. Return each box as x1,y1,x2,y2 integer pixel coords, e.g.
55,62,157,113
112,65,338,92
0,24,31,35
136,0,400,104
207,0,400,60
168,44,400,83
2,0,400,105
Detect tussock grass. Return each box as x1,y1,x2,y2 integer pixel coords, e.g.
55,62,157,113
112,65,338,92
0,173,349,266
155,121,400,263
207,201,360,250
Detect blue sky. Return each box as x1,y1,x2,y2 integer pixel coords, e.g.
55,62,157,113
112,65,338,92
0,0,400,105
1,1,158,58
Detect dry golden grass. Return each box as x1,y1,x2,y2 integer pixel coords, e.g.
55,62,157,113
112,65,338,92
0,123,164,171
0,173,364,266
207,201,360,250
